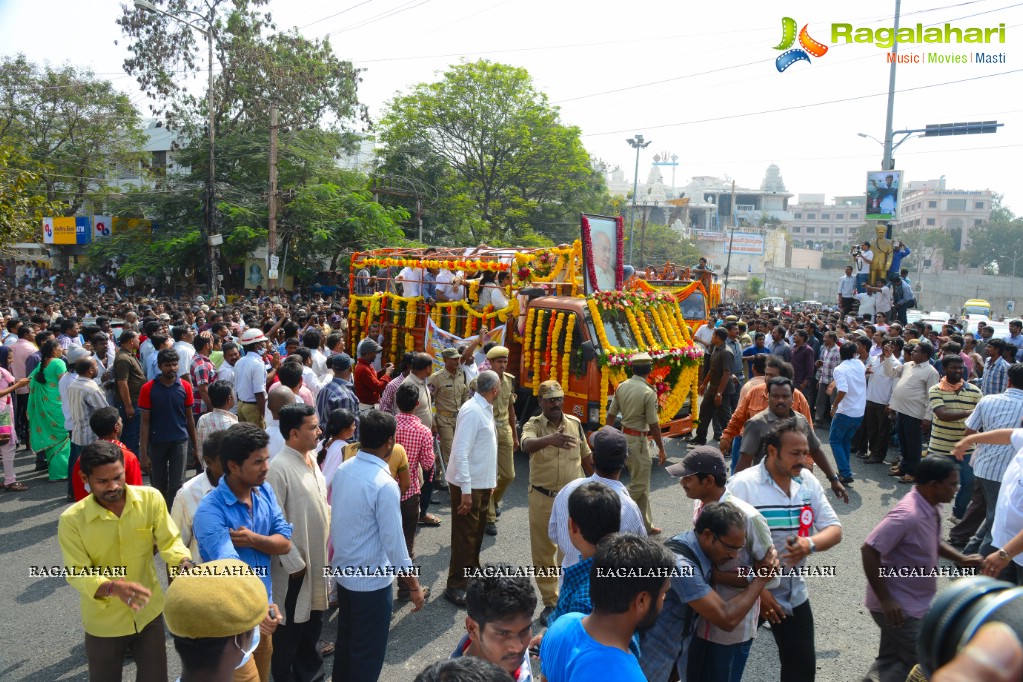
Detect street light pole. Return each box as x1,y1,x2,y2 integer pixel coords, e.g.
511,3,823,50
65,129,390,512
134,0,218,297
882,0,902,171
626,134,652,266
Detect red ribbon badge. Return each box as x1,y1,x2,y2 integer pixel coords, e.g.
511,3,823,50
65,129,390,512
798,504,814,538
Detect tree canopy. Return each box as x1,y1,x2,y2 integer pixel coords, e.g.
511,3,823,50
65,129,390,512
376,60,608,246
0,55,145,248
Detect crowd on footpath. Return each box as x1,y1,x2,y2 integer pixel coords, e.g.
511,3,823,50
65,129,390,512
4,258,1023,682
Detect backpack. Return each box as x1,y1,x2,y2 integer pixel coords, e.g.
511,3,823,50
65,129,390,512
662,535,706,639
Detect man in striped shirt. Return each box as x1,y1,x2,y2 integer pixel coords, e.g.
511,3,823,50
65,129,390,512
981,339,1009,395
727,417,843,682
927,357,981,517
949,363,1023,556
814,331,841,425
394,383,437,601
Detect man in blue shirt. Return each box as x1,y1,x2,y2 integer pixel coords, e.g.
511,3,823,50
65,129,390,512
193,422,291,682
451,568,536,681
540,534,674,682
888,240,911,278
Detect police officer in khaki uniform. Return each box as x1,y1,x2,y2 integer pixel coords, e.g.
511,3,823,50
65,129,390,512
427,347,469,469
605,352,667,535
521,379,594,620
484,345,517,535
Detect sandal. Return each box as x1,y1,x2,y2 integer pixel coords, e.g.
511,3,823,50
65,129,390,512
418,514,442,527
319,641,335,657
897,474,916,484
4,482,28,492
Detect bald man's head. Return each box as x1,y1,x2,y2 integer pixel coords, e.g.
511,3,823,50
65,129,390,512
267,384,296,420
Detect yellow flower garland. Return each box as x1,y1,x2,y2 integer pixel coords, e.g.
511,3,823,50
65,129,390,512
405,332,415,354
562,313,575,389
532,309,546,392
390,327,399,363
599,367,609,425
550,312,565,388
405,299,417,328
522,307,536,380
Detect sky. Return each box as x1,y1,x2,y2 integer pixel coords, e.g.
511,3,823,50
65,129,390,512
2,0,1022,211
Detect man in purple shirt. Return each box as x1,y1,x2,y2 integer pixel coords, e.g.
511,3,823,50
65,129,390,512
790,330,816,396
860,456,982,682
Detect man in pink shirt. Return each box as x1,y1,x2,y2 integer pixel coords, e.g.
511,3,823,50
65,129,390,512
860,456,982,682
11,325,39,467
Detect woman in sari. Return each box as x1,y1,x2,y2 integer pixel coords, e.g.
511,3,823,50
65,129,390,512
28,339,69,481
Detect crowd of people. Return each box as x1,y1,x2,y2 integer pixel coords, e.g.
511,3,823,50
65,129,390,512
5,257,1023,682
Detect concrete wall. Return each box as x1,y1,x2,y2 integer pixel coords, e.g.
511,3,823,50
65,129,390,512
763,267,1023,317
789,248,822,270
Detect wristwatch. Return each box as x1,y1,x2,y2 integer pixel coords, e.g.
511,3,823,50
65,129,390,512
808,538,817,554
998,549,1012,561
827,474,839,482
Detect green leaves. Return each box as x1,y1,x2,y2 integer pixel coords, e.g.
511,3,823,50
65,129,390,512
377,60,607,246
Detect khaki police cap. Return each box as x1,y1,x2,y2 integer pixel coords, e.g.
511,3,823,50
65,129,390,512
538,380,565,399
630,352,653,365
164,559,266,639
440,347,460,359
486,345,510,360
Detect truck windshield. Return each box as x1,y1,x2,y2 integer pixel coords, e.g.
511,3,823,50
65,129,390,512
678,290,706,320
964,305,991,317
599,307,641,349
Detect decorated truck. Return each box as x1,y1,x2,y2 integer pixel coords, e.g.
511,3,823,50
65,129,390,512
346,214,704,435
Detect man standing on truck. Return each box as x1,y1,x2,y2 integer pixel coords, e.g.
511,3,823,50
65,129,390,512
484,346,518,537
606,352,668,535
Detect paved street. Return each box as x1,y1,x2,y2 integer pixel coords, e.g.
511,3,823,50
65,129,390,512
0,427,963,681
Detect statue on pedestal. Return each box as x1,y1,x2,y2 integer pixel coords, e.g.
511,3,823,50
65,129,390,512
870,224,894,286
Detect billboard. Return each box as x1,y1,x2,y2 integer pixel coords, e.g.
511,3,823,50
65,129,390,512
722,232,765,255
52,216,76,244
865,170,903,221
93,215,112,240
75,216,92,244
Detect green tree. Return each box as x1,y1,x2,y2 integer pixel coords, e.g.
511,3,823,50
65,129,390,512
377,60,604,246
0,146,55,248
0,55,146,218
103,0,401,283
636,223,702,269
747,276,764,300
963,219,1023,274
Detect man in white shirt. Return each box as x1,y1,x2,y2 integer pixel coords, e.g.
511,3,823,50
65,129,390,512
329,410,425,681
397,265,424,298
435,269,465,302
855,243,873,293
171,326,196,379
858,339,901,464
829,340,867,484
549,426,647,574
837,265,858,317
170,430,226,558
444,370,500,607
235,330,271,428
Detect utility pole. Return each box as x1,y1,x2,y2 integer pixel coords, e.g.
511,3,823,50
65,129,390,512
626,134,651,265
639,202,649,266
268,104,279,288
723,180,737,303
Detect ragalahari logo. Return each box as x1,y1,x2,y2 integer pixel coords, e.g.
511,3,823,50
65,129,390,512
774,17,829,72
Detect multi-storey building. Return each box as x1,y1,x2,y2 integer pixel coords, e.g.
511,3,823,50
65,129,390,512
785,194,868,250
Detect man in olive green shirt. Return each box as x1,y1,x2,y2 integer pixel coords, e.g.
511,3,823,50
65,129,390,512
521,380,594,620
606,352,667,534
427,347,469,468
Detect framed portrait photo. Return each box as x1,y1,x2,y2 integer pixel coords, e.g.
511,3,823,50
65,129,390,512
581,213,624,294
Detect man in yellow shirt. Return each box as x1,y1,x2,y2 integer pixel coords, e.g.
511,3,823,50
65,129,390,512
58,440,194,681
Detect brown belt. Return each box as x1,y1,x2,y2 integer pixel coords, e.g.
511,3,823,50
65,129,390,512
532,485,558,498
622,427,649,438
436,410,457,418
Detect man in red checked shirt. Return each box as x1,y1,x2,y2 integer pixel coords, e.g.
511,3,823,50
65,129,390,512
71,407,143,501
353,339,393,413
